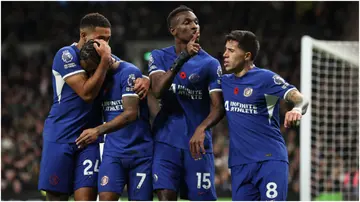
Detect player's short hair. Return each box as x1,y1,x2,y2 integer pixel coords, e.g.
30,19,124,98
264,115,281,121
80,13,111,30
167,5,193,29
225,30,260,61
80,39,101,65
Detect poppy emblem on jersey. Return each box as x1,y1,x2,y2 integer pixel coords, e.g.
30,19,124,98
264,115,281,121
189,73,200,83
180,72,187,79
49,174,60,185
273,75,285,85
61,50,73,63
243,87,253,97
100,176,109,186
127,74,136,87
234,87,239,95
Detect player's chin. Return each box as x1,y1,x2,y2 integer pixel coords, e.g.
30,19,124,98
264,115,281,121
224,65,232,72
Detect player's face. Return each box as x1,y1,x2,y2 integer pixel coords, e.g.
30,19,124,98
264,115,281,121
171,11,200,42
85,27,111,43
80,59,98,75
223,40,249,73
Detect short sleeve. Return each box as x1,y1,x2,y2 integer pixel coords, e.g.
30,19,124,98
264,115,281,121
148,50,166,76
53,47,85,79
121,66,143,98
264,71,297,99
207,59,222,93
111,54,121,61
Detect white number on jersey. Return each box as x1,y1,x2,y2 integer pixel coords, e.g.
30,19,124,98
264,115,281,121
266,182,278,199
83,159,100,175
136,173,147,189
196,172,211,189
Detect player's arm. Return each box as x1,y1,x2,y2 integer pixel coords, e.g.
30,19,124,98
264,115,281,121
265,73,309,128
65,39,112,103
75,66,143,147
150,32,200,99
96,96,139,135
75,96,139,148
284,89,309,128
196,92,225,131
190,91,225,159
285,89,309,115
147,89,161,123
134,75,150,100
190,59,224,159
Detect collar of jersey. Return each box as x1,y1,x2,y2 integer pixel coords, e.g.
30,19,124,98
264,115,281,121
71,43,80,55
233,65,258,79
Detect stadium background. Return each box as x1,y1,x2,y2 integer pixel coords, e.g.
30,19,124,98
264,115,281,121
1,1,358,201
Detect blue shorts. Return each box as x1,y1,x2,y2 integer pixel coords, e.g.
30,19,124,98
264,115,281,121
231,160,288,201
98,154,153,201
152,142,217,201
38,140,100,194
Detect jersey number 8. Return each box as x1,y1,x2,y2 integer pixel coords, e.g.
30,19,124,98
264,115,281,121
266,182,278,199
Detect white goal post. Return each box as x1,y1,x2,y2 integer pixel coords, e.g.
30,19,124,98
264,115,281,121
300,36,359,201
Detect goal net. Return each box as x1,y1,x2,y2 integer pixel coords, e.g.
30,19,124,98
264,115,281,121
300,36,359,201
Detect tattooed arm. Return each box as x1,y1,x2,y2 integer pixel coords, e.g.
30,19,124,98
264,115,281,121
284,89,309,128
285,89,309,115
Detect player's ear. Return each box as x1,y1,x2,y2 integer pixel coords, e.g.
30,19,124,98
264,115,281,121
80,29,87,41
245,52,252,61
169,26,176,36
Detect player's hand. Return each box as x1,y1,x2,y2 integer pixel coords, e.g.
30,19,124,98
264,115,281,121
186,31,201,56
75,128,100,149
134,77,150,100
189,126,206,160
93,39,112,61
284,108,302,128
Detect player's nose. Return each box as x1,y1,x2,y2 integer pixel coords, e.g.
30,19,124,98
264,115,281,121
190,22,199,30
223,52,228,58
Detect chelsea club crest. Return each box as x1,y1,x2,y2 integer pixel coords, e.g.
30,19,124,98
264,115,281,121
243,87,253,97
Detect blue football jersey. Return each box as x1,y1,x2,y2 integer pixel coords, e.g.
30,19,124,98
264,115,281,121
43,44,103,143
102,61,153,158
221,67,297,167
148,46,222,152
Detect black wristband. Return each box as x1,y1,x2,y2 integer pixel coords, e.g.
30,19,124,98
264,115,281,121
170,50,191,73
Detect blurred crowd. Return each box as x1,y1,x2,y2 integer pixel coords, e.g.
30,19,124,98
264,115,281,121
1,1,358,200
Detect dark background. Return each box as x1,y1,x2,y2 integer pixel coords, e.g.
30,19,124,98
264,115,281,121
1,1,358,200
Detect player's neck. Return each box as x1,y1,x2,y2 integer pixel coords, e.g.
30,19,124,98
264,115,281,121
234,63,255,78
110,59,120,70
76,40,84,50
174,40,187,55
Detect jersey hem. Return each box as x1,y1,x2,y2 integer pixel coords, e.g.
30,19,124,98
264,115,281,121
62,69,86,80
122,93,139,98
209,88,222,94
149,69,166,76
102,152,153,158
283,87,297,100
155,140,213,153
229,159,289,168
